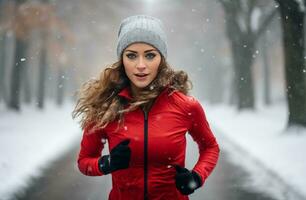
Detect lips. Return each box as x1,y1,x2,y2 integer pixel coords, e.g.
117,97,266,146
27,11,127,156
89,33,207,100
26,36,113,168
135,73,148,77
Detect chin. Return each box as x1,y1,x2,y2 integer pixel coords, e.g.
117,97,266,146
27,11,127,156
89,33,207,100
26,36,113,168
135,84,149,89
133,82,150,89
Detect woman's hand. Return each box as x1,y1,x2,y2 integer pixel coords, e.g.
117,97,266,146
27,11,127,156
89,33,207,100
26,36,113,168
98,139,131,174
174,165,202,195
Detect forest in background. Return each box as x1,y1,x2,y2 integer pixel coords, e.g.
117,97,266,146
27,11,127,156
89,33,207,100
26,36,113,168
1,0,306,128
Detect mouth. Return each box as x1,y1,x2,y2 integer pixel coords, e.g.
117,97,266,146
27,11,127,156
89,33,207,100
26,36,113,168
135,73,149,77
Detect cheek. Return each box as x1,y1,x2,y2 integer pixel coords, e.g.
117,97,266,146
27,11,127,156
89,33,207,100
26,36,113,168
123,61,133,76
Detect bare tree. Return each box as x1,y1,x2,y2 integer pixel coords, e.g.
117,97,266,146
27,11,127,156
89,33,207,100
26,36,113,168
0,0,8,104
219,0,278,110
260,31,271,105
5,0,74,110
37,29,48,109
275,0,306,127
8,0,28,111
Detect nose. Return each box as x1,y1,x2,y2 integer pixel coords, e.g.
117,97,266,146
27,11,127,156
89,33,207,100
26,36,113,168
136,56,146,71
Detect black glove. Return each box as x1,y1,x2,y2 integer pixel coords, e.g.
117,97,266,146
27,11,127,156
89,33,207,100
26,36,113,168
174,165,202,195
98,139,131,174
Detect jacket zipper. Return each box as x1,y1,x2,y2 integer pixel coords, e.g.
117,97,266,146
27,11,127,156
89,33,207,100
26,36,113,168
143,109,149,200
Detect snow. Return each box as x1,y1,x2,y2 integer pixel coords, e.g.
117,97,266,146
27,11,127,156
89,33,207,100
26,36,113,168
204,102,306,200
1,100,306,200
0,102,80,200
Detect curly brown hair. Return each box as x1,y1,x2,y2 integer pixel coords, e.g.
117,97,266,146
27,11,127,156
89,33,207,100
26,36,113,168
72,56,192,132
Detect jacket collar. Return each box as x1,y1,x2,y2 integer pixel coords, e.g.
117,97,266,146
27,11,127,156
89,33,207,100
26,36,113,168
118,87,133,100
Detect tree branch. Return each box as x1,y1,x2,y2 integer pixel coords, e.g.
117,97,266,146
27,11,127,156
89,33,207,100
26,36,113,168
254,7,278,41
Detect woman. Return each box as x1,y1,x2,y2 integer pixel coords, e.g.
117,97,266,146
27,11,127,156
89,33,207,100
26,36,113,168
73,15,220,200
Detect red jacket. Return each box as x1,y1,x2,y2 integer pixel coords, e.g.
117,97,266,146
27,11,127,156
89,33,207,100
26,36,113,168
78,87,220,200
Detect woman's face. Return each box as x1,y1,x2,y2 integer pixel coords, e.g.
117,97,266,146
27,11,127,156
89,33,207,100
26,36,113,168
122,42,161,91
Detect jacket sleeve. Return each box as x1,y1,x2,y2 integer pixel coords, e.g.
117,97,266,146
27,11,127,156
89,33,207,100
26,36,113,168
77,124,107,176
187,98,220,186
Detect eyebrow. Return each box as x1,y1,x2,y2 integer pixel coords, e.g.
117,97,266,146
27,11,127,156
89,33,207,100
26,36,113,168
125,49,157,53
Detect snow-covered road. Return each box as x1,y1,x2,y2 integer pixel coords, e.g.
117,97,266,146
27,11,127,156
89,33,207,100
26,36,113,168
9,136,287,200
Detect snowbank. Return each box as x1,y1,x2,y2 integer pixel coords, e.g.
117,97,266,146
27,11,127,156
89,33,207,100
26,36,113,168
0,102,80,200
205,102,306,200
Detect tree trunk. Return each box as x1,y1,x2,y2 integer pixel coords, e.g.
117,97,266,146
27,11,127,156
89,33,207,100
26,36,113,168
261,31,271,105
231,36,255,109
278,2,306,127
66,66,77,101
0,1,9,105
36,0,50,109
0,34,7,104
22,57,31,104
222,3,256,110
37,35,48,109
8,38,28,110
220,0,277,110
56,66,65,106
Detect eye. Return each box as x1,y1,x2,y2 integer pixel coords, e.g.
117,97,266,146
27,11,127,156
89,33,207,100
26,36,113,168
126,53,136,59
146,53,156,60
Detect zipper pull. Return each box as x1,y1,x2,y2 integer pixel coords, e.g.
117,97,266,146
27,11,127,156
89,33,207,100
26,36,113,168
143,110,148,121
141,106,148,120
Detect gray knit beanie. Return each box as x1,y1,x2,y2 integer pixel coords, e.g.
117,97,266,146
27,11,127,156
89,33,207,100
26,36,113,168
116,15,168,59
